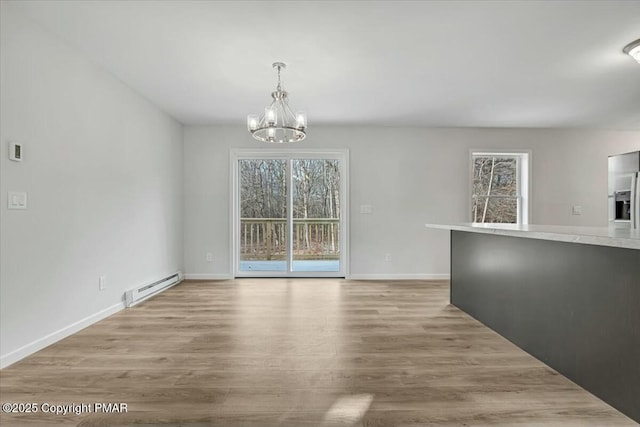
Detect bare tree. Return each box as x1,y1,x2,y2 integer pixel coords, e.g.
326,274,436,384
472,157,517,223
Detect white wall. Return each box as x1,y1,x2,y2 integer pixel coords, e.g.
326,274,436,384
0,5,184,367
184,125,639,279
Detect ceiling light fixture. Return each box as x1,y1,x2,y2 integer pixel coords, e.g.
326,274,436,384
247,62,307,143
623,39,640,64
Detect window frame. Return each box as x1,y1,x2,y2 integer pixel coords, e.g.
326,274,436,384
469,149,531,225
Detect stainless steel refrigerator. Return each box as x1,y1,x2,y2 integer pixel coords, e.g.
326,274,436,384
608,150,640,229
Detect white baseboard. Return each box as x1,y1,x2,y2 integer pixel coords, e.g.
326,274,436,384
183,273,449,281
183,273,234,280
347,274,450,280
0,302,124,369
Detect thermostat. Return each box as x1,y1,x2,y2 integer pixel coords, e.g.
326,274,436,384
9,142,22,162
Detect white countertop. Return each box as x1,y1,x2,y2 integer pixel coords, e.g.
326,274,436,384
425,223,640,250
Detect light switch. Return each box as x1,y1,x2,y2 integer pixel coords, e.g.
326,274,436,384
572,205,582,215
8,191,27,210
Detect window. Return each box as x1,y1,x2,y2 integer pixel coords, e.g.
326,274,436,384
471,151,529,224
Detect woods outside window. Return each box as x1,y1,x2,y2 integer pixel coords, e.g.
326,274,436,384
471,151,529,224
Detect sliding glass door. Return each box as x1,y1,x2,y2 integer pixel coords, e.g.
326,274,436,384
232,150,347,277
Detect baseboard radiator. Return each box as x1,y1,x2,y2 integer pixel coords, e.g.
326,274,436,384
124,271,183,308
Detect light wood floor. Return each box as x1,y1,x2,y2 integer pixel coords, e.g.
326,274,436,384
0,279,635,426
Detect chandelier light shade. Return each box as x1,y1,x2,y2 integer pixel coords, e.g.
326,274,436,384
247,62,307,143
623,39,640,64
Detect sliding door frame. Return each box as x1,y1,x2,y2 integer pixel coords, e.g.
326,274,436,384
230,148,349,278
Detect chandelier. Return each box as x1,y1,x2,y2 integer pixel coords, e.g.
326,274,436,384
247,62,307,143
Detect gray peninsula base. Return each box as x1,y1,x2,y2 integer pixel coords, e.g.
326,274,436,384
450,230,640,423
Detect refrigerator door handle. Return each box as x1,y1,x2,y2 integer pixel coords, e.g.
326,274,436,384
632,172,639,229
634,172,640,230
608,194,614,224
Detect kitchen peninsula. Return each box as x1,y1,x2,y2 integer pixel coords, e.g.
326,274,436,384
426,223,640,423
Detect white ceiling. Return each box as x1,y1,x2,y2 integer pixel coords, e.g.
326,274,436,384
8,0,640,129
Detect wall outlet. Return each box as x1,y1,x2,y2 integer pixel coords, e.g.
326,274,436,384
360,205,373,214
384,253,392,262
7,191,27,210
99,276,107,291
206,252,213,262
572,205,582,215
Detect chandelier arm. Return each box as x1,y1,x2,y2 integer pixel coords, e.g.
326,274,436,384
282,99,297,123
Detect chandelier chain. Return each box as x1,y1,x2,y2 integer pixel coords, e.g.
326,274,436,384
276,64,283,92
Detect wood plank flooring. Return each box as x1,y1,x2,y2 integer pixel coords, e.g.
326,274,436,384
0,279,635,426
